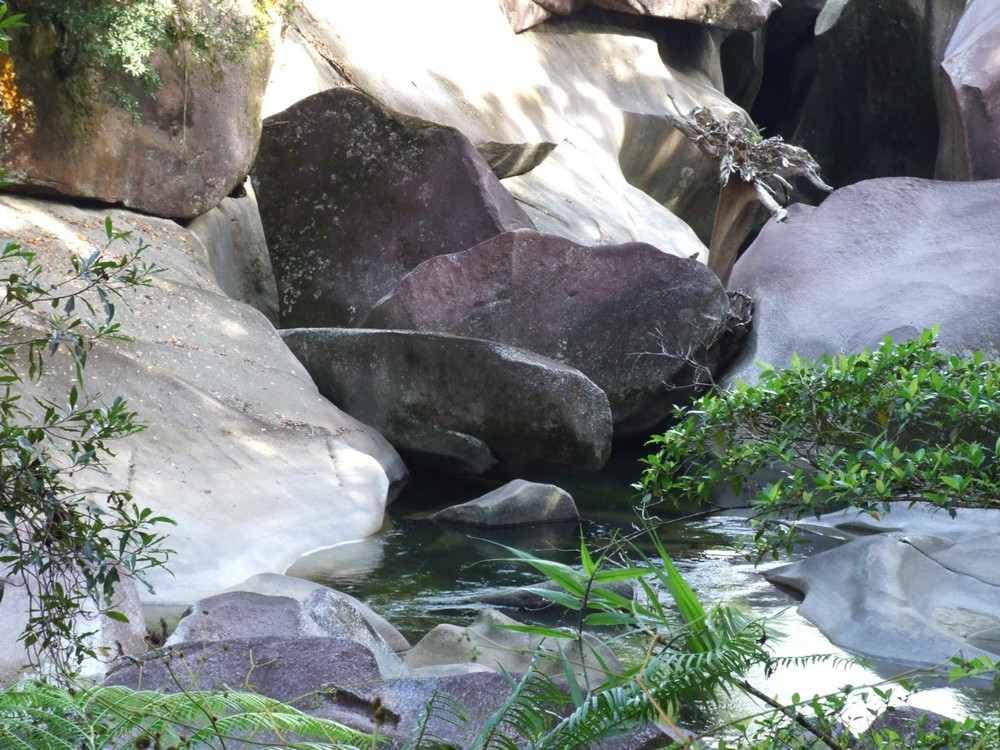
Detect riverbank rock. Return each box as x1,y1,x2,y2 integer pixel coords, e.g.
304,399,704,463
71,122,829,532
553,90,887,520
765,505,1000,667
281,328,612,476
430,480,579,527
224,573,411,653
266,3,733,255
166,590,406,679
0,1,280,218
722,177,1000,385
937,0,1000,180
253,87,531,328
0,196,404,606
367,229,729,436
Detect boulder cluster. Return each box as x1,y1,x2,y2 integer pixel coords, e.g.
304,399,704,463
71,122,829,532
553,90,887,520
0,0,999,730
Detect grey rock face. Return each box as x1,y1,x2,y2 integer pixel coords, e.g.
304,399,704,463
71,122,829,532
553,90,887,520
253,87,531,328
937,0,1000,180
723,177,1000,385
224,573,411,653
166,590,406,679
281,328,613,476
765,506,1000,667
367,229,729,436
430,479,579,527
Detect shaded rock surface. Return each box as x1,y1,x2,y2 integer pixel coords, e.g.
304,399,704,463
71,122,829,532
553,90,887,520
0,196,404,605
281,328,612,476
252,87,531,328
766,505,1000,668
937,0,1000,180
722,177,1000,385
429,479,579,527
367,229,729,436
501,0,779,32
785,0,939,187
0,1,280,218
187,180,278,324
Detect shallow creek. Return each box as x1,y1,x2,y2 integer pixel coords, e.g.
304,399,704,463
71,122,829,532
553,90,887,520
289,447,1000,732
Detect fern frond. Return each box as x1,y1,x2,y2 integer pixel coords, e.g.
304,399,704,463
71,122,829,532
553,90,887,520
470,660,571,750
400,691,468,750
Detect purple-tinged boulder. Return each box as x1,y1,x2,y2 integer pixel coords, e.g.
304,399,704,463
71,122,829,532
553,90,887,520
280,328,612,476
252,88,532,328
366,230,729,436
937,0,1000,180
723,177,1000,385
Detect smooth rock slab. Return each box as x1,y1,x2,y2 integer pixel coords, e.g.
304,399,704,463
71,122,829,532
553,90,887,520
429,479,579,527
766,530,1000,668
281,328,612,476
723,177,1000,385
253,87,531,328
0,196,404,605
367,229,729,436
500,0,778,32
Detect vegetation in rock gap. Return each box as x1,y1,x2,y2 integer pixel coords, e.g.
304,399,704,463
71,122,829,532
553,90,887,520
0,216,170,679
639,328,1000,561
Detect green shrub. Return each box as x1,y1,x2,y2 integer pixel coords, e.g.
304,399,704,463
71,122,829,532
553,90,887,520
638,328,1000,560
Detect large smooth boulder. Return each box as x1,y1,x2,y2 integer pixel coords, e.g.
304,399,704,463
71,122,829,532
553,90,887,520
430,479,579,527
367,230,729,436
281,328,612,476
0,1,280,218
722,177,1000,385
264,3,731,256
936,0,1000,180
0,196,404,605
501,0,779,32
766,506,1000,667
253,87,532,328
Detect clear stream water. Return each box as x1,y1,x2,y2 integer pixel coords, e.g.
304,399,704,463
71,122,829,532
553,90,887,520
288,445,1000,732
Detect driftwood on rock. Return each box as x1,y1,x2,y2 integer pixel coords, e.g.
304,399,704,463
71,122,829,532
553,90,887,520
667,102,832,286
